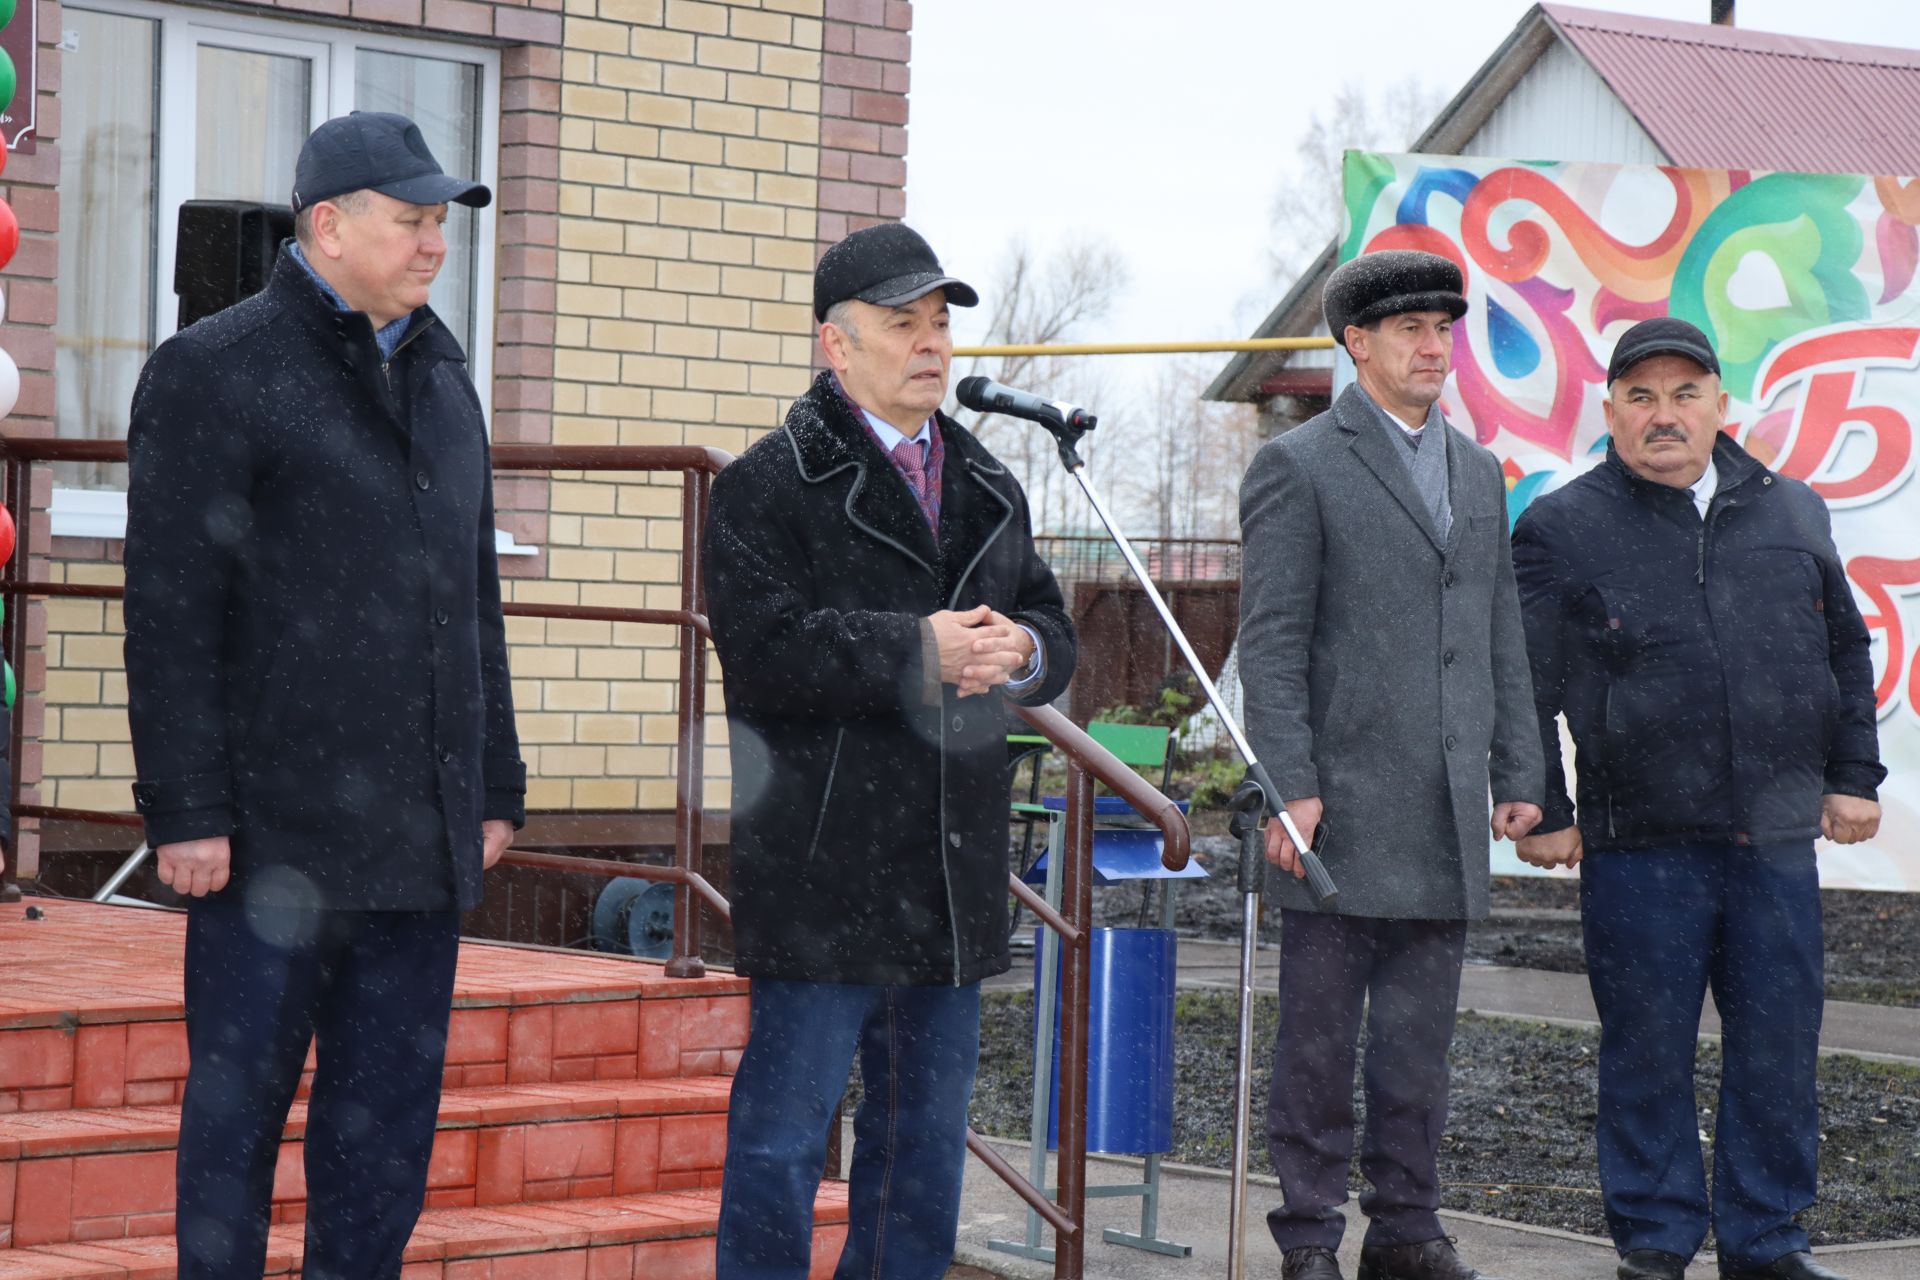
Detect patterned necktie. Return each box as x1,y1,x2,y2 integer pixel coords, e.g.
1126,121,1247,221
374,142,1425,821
892,438,929,501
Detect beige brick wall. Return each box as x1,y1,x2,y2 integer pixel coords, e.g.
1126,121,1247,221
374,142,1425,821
37,558,134,821
25,0,916,847
511,0,826,812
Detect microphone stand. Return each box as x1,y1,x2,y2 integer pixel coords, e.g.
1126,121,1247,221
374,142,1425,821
1019,408,1336,1280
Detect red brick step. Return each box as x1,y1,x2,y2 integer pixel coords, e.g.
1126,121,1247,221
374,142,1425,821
0,1185,851,1278
0,905,749,1111
0,1077,737,1248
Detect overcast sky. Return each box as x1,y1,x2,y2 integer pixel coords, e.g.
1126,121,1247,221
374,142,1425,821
904,0,1920,377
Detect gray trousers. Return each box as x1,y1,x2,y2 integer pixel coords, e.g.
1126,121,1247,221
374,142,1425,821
1265,910,1467,1252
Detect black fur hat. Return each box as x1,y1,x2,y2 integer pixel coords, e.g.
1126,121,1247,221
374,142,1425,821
1323,249,1468,350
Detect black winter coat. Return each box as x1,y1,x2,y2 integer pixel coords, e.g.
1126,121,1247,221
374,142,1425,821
123,250,525,911
1512,434,1883,852
705,373,1075,986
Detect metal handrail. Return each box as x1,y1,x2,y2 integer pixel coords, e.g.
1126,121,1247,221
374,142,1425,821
0,432,1192,1279
0,438,730,981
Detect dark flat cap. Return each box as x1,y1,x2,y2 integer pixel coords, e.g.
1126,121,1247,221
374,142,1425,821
814,222,978,322
1323,249,1468,349
1607,316,1721,385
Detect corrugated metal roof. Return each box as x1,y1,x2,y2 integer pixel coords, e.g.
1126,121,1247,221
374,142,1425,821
1544,3,1920,174
1207,4,1920,403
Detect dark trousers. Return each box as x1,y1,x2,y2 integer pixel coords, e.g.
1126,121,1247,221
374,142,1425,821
715,978,981,1280
1582,841,1823,1269
1265,910,1467,1252
175,896,460,1280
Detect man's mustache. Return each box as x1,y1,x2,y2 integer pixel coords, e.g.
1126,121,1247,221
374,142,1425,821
1645,426,1687,443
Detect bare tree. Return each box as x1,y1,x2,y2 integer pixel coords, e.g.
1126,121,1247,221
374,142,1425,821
1106,355,1261,540
954,237,1130,534
1265,79,1449,287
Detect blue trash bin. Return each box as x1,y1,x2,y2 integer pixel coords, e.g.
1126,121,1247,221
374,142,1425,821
1033,926,1176,1154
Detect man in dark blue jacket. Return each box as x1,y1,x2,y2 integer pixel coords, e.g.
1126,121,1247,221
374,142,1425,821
1512,318,1883,1280
124,113,524,1279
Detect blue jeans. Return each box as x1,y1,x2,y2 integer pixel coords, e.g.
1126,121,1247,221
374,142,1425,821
1581,841,1823,1269
716,978,981,1280
176,897,460,1280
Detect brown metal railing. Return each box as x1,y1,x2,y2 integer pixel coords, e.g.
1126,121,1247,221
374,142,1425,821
0,438,730,981
0,434,1193,1279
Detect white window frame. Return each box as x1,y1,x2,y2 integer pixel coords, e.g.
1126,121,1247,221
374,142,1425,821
57,0,520,551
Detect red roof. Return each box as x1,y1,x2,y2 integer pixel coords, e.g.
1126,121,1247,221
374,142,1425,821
1545,3,1920,174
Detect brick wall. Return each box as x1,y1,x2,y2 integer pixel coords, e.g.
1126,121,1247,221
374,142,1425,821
816,0,908,253
3,0,912,870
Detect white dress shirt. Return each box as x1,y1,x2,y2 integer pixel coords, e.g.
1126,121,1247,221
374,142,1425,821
1689,456,1719,520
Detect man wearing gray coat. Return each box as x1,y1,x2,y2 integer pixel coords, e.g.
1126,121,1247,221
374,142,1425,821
1238,249,1545,1280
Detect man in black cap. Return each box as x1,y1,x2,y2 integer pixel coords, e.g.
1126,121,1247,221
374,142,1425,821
1512,318,1882,1280
1238,248,1544,1280
124,111,523,1278
703,222,1074,1277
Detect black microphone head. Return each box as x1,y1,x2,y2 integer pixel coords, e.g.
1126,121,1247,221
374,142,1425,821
954,375,993,412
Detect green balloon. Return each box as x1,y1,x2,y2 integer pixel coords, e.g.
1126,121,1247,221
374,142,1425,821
0,49,14,118
0,0,14,32
3,660,13,709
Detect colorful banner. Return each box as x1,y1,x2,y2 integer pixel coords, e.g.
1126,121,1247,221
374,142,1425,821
1344,151,1920,890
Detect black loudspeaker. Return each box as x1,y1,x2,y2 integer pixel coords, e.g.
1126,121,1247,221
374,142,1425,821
173,200,296,329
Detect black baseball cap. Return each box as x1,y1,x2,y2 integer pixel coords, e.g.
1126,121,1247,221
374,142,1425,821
814,222,978,322
1607,317,1721,385
292,111,491,214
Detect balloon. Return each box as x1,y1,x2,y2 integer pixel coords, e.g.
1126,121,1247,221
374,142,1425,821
0,346,18,420
0,503,15,565
0,48,15,121
0,197,17,274
4,661,13,710
0,0,15,32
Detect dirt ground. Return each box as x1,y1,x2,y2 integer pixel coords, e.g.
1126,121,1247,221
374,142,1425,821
968,991,1920,1247
977,835,1920,1245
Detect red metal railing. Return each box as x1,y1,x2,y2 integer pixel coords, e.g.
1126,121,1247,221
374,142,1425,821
0,435,1191,1279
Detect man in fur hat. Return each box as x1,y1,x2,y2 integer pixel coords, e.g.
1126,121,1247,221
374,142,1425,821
1237,248,1545,1280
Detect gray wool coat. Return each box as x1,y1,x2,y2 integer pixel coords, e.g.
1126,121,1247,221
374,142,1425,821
1237,385,1545,920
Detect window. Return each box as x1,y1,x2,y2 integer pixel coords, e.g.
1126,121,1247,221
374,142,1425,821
51,1,500,508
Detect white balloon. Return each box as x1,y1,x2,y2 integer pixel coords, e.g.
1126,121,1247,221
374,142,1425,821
0,346,19,420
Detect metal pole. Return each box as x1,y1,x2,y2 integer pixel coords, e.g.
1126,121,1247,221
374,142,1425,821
1226,787,1268,1280
1056,763,1094,1279
93,843,153,902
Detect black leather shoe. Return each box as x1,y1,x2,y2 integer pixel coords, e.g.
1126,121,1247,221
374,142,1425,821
1357,1236,1494,1280
1720,1251,1849,1280
1619,1250,1688,1280
1283,1245,1344,1280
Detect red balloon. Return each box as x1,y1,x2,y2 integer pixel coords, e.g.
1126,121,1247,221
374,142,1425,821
0,504,15,565
0,199,16,274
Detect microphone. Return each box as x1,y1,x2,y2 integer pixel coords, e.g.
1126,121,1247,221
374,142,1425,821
954,376,1098,433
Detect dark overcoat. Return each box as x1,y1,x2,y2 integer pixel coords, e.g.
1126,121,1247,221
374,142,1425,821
123,249,525,912
1237,385,1545,920
1511,434,1884,850
705,372,1075,986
